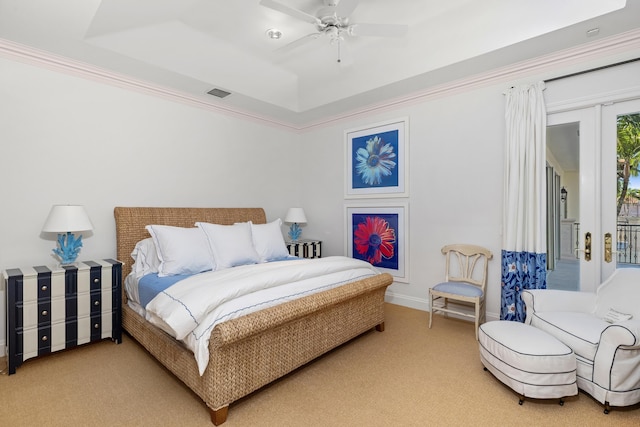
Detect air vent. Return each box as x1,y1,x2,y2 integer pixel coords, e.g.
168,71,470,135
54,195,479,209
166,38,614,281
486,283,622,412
207,88,231,98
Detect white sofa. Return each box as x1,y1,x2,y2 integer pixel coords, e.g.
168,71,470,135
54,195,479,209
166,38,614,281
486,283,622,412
522,268,640,412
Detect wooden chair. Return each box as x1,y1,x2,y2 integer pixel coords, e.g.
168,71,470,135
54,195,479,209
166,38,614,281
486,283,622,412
429,244,493,340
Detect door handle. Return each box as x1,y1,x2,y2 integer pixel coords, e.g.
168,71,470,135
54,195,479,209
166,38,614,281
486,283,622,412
604,232,622,262
584,232,592,261
574,232,592,262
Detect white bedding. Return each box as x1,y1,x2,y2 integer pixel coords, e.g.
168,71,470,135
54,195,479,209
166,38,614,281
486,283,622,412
134,256,380,375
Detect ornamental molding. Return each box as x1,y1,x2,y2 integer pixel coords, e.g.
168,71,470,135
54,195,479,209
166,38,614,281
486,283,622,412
1,28,640,132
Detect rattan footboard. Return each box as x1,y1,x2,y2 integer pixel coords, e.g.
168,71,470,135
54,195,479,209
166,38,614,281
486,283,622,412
114,207,393,425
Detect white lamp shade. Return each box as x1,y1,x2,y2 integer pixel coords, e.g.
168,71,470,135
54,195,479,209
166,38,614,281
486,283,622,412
42,205,93,233
285,208,307,224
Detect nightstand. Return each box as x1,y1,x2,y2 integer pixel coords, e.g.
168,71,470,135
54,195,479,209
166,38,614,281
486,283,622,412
4,259,122,375
286,239,322,258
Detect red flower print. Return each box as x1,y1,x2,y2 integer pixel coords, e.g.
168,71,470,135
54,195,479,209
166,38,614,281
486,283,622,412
353,216,396,265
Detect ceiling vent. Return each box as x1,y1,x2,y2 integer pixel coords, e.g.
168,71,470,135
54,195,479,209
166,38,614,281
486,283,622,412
207,88,231,98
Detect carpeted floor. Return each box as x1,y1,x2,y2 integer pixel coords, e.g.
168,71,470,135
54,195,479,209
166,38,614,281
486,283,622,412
1,303,638,426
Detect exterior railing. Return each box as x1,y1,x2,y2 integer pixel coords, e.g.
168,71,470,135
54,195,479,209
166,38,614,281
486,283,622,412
616,222,640,264
574,222,640,264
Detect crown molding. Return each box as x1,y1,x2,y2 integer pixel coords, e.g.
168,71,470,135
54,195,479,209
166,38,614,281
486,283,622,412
300,28,640,131
2,28,640,133
0,38,297,131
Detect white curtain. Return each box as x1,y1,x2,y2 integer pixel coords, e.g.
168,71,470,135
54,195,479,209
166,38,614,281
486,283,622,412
501,82,547,322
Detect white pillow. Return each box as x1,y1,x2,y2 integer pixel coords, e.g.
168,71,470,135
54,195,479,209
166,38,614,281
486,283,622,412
196,221,259,270
130,238,161,278
603,308,633,323
146,225,214,277
250,219,289,262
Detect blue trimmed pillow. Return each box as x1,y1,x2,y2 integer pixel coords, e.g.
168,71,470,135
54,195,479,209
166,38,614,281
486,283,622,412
146,225,214,277
251,219,289,262
196,221,260,270
130,238,161,278
603,308,633,323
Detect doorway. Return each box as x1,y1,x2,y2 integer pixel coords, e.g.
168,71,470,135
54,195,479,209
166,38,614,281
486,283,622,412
546,99,640,292
546,122,580,291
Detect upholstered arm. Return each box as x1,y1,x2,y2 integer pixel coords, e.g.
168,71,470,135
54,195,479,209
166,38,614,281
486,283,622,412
522,289,597,324
593,320,640,391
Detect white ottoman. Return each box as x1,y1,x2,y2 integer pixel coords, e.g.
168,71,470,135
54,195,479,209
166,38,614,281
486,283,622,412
479,321,578,405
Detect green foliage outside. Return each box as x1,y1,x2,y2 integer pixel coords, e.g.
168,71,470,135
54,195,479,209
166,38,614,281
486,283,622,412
617,113,640,216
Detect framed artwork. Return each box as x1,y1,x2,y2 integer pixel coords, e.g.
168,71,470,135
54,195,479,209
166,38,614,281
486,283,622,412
345,203,408,282
345,117,408,198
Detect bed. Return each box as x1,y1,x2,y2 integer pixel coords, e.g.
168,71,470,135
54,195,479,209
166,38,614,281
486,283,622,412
114,207,393,425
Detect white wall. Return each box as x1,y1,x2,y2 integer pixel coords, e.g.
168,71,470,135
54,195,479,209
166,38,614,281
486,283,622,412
300,85,505,314
564,172,580,220
1,40,639,355
0,56,300,353
300,53,640,319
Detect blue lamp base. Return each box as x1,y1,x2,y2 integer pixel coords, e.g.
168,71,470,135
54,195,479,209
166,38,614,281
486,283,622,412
288,223,302,242
53,232,83,265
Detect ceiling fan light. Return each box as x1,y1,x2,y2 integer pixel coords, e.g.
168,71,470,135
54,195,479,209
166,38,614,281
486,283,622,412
266,28,283,39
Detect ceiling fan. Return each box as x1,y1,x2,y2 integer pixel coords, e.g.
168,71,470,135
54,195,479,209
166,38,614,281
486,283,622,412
259,0,408,63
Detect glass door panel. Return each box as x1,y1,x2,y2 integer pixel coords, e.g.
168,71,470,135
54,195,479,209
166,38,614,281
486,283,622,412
602,99,640,279
547,108,598,292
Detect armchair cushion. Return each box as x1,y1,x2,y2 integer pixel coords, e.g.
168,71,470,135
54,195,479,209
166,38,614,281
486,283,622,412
530,311,608,361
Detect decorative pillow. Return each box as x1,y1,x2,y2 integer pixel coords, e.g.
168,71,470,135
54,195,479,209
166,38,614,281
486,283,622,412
603,308,633,323
250,219,290,262
196,221,260,270
130,238,161,278
146,224,214,277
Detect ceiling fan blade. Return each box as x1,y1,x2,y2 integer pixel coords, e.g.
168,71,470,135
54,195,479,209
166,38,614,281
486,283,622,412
277,32,324,53
334,0,359,17
349,23,408,38
260,0,320,25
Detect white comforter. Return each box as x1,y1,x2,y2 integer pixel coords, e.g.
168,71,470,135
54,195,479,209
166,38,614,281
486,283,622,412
145,256,380,375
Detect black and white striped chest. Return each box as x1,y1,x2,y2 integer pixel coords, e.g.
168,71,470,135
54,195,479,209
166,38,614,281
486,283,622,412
4,259,122,375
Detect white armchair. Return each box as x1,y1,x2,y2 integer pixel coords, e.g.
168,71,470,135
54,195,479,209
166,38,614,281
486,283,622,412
522,268,640,412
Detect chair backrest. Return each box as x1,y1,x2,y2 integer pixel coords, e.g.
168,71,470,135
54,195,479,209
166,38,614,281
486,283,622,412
595,267,640,319
442,244,493,291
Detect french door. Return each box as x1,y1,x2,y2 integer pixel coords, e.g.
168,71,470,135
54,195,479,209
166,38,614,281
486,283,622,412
602,99,640,278
548,98,640,292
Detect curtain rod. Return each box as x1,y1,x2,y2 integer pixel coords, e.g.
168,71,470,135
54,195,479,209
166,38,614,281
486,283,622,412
544,57,640,83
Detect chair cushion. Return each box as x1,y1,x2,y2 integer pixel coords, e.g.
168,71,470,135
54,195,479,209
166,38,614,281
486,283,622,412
530,311,609,362
432,281,483,298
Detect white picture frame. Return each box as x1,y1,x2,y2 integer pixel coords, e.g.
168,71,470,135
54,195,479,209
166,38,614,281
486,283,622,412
345,117,409,198
345,202,409,283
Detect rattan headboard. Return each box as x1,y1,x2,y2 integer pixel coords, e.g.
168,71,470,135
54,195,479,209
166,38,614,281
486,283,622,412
114,207,267,280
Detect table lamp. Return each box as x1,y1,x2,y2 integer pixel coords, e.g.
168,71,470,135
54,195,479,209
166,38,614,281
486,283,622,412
284,208,307,242
42,205,93,265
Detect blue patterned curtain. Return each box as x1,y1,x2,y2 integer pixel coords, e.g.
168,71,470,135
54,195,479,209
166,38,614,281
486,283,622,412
501,82,547,322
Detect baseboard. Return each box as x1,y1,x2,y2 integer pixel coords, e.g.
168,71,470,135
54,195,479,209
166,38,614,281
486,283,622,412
384,290,430,311
384,290,500,322
0,342,5,374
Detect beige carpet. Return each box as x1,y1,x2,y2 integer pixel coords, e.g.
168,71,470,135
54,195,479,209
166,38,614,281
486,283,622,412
1,303,638,426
